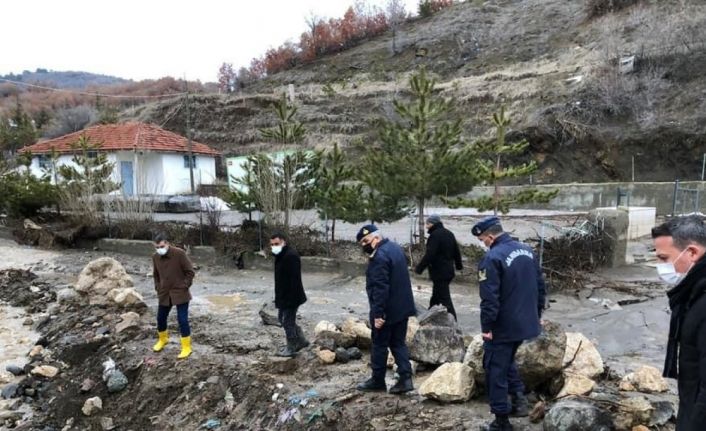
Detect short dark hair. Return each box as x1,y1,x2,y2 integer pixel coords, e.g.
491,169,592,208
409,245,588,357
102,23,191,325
153,233,169,243
270,231,287,242
652,215,706,249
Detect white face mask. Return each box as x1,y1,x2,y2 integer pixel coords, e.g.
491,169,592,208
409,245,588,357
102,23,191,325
656,248,690,285
156,246,169,256
271,245,283,255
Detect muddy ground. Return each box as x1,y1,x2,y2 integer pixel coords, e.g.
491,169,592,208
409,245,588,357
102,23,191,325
0,237,675,430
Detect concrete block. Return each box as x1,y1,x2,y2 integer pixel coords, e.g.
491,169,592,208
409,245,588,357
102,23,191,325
589,208,629,268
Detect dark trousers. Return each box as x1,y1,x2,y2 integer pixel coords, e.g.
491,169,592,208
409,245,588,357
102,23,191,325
278,306,300,342
370,318,412,382
483,340,524,415
429,278,456,319
157,302,191,337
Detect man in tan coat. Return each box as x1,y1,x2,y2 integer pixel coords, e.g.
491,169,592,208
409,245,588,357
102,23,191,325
151,233,195,359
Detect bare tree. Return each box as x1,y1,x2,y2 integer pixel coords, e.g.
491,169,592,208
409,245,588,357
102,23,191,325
305,11,322,56
386,0,407,54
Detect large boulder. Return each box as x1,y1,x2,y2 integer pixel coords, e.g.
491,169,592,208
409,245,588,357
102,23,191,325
544,399,613,431
107,288,145,308
410,307,464,365
619,365,668,393
419,362,475,402
417,305,455,327
314,321,356,350
258,301,281,327
462,334,486,385
406,316,420,345
410,326,465,365
341,318,372,349
75,258,134,306
555,373,596,398
613,396,654,430
563,333,604,379
516,321,566,390
314,321,338,335
115,312,141,334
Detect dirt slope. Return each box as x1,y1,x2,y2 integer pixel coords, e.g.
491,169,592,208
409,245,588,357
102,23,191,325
128,0,706,183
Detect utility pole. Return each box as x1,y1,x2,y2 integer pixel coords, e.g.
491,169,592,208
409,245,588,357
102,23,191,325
185,76,195,193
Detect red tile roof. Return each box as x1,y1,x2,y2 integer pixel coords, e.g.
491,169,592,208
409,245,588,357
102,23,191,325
20,122,220,156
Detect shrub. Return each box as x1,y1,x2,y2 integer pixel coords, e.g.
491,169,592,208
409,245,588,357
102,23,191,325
586,0,644,18
0,172,57,218
418,0,453,18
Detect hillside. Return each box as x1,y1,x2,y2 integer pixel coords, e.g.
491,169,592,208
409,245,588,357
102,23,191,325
129,0,706,183
0,69,128,89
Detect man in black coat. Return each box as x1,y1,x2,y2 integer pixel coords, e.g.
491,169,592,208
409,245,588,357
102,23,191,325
652,215,706,431
415,214,463,319
356,224,417,394
270,232,309,357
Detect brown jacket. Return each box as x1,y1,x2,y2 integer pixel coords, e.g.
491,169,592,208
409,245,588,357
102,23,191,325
152,246,195,306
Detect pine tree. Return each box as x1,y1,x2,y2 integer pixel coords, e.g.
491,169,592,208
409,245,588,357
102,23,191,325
310,143,365,242
225,158,259,221
444,106,558,214
58,134,118,195
259,94,306,145
0,101,38,154
361,68,478,246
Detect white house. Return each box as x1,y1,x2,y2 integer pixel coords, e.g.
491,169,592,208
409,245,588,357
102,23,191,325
21,122,221,196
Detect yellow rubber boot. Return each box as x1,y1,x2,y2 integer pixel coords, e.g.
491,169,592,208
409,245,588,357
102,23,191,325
178,336,192,359
152,331,169,352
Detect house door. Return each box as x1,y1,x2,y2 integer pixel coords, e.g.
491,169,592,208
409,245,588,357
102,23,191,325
121,161,134,196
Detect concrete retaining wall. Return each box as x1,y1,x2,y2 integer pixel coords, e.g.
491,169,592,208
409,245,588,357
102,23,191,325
440,181,706,215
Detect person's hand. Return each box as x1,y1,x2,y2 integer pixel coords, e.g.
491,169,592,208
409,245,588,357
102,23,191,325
482,331,493,341
374,318,385,329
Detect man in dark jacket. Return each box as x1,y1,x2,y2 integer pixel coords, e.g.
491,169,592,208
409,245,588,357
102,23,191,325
356,224,416,394
152,233,196,359
652,215,706,431
270,232,309,357
473,216,546,431
415,214,463,319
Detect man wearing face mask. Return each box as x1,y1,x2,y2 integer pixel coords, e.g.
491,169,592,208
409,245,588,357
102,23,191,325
472,216,546,431
270,232,309,357
652,215,706,431
356,224,416,394
151,233,196,359
415,214,464,319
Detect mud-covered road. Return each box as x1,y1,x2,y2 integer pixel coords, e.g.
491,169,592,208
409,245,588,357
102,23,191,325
0,237,675,430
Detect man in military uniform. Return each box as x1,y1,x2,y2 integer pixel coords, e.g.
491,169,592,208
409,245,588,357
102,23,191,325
356,224,416,394
472,216,546,431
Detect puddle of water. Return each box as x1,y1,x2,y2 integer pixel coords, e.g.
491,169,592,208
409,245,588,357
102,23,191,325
205,293,247,312
0,304,39,376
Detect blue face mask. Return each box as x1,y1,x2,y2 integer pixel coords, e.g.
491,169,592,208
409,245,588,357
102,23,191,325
156,246,168,256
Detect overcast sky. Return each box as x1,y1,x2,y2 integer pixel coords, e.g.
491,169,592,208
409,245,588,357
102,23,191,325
1,0,418,83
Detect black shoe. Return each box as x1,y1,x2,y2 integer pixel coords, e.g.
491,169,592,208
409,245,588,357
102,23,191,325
294,327,310,351
388,376,414,394
275,344,297,357
356,378,386,392
510,392,529,417
479,416,513,431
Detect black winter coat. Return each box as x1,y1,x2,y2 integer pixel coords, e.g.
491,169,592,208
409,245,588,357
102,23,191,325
273,246,307,309
415,223,463,281
665,256,706,431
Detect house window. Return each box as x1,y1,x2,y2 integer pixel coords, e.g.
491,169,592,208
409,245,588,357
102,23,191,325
37,155,50,169
86,151,98,159
184,155,197,169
